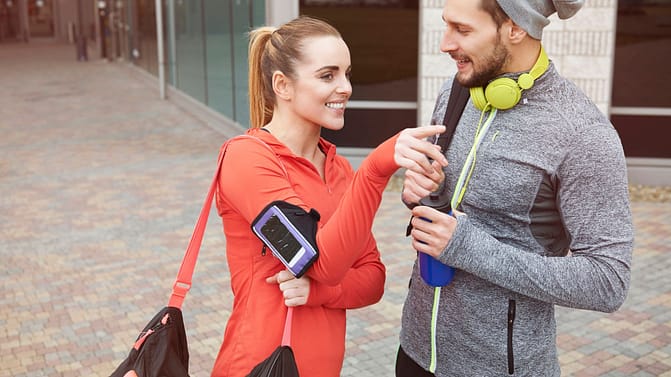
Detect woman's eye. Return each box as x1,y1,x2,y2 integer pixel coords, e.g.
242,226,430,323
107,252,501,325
321,73,334,80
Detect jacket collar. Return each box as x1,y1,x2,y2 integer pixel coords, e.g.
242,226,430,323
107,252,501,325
246,127,337,163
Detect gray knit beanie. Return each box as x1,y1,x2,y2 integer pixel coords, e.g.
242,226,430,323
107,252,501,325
496,0,585,39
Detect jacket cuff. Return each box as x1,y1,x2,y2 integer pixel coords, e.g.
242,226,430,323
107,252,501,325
306,279,342,307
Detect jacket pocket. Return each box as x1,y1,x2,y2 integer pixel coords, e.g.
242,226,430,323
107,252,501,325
507,299,516,375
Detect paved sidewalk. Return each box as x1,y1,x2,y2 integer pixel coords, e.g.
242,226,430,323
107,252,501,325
1,41,670,377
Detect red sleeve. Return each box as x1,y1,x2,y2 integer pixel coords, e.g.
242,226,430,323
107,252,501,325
308,133,399,285
306,235,385,309
217,138,304,222
218,133,399,286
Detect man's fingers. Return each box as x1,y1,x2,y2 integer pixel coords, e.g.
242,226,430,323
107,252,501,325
411,205,443,221
406,167,442,193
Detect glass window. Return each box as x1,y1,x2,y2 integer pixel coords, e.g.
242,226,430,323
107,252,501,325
28,0,54,38
611,115,671,158
230,1,252,125
301,0,419,148
203,0,234,116
113,1,130,61
133,0,157,75
0,2,22,41
174,0,206,103
611,0,671,158
322,108,417,148
163,0,263,126
612,0,671,108
230,0,265,127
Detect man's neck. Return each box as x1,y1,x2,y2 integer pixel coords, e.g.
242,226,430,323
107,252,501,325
506,39,542,74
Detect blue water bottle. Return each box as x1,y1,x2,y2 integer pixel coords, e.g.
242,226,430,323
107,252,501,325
417,192,455,287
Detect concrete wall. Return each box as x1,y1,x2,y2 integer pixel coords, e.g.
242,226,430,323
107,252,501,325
544,0,617,116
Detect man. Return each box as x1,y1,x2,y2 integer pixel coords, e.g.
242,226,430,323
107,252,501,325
397,0,634,376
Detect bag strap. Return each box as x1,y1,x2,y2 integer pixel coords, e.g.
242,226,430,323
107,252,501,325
168,134,287,309
435,78,470,152
405,78,470,232
167,141,228,309
282,307,294,346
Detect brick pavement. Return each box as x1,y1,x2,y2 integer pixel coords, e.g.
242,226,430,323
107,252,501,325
1,41,670,377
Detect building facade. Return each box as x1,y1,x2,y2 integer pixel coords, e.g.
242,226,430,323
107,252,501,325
3,0,669,184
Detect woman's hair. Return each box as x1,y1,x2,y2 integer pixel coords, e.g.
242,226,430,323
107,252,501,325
248,16,341,128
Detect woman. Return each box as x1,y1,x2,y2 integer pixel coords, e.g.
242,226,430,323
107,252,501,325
212,16,447,377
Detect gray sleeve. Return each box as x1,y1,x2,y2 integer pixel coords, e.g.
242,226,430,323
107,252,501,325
440,124,633,313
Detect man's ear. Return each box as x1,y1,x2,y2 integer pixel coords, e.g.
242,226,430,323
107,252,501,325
272,70,292,101
507,22,528,44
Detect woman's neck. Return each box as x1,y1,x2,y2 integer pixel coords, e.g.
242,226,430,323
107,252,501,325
263,117,323,162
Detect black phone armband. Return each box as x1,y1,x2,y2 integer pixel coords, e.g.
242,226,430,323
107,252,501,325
251,200,320,278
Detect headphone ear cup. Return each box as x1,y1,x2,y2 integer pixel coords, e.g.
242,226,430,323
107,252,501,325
469,86,488,111
485,78,521,110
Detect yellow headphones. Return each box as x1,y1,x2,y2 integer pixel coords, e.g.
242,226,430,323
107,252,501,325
470,46,549,111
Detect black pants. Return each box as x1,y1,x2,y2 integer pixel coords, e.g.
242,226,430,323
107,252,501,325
395,345,435,377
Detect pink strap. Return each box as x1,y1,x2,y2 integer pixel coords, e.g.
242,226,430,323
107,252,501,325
168,135,289,309
282,307,294,346
168,135,294,344
167,147,225,308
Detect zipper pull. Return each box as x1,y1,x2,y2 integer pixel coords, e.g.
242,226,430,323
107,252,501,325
261,244,267,256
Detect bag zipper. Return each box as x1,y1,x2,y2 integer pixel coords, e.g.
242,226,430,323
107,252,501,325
133,313,170,350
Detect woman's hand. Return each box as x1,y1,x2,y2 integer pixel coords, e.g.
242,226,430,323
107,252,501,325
266,269,311,307
395,125,448,206
394,125,448,175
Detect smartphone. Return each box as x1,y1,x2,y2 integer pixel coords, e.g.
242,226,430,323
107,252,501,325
252,203,318,278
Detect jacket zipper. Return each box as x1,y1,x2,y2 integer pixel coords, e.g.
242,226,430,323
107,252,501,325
507,299,516,375
261,244,267,256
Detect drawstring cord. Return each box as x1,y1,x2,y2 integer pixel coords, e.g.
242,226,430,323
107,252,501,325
428,105,497,373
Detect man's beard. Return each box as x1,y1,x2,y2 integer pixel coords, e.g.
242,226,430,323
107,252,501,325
456,40,510,88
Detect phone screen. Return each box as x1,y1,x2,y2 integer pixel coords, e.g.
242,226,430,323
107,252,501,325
259,215,302,262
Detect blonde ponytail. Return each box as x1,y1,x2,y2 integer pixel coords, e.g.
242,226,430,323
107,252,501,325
248,27,275,129
247,16,341,129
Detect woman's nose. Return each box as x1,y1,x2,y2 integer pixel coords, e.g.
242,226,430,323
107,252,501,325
337,76,352,96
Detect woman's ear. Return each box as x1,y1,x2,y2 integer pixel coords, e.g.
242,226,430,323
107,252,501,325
272,70,292,101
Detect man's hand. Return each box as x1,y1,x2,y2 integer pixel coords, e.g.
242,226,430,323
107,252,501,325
408,206,460,258
402,159,446,206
